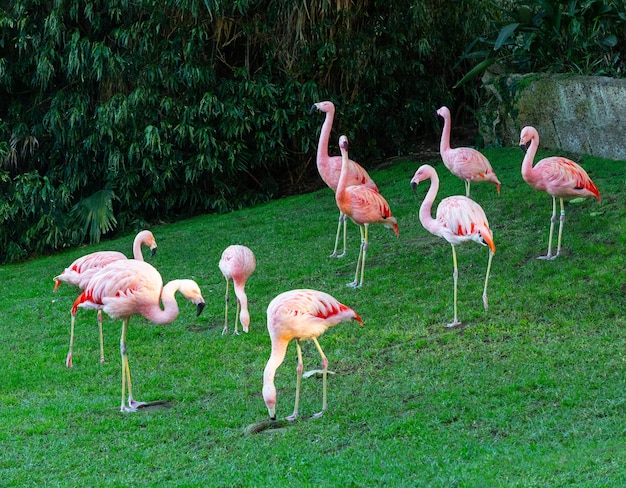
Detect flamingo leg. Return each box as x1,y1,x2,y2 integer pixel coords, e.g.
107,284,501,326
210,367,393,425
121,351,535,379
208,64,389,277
331,212,347,258
358,224,370,288
287,339,304,421
554,197,565,258
539,196,557,260
310,337,329,419
120,318,145,412
465,180,471,197
482,250,494,311
234,299,241,335
348,225,365,288
222,278,230,335
447,245,461,327
98,310,106,364
66,311,76,368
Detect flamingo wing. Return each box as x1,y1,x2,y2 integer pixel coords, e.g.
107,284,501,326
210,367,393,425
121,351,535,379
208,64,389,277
437,196,495,251
536,157,601,200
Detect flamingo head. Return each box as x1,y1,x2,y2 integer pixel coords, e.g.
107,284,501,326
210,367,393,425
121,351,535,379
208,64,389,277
310,100,335,115
519,126,538,153
436,106,450,119
339,135,349,151
410,164,433,194
178,280,206,316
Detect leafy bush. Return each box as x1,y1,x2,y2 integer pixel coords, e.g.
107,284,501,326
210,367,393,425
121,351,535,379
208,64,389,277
456,0,625,87
0,0,493,262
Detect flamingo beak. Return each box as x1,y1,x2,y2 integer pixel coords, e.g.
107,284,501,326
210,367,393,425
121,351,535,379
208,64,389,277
309,103,318,114
519,143,529,153
150,246,157,258
196,302,206,316
410,181,418,194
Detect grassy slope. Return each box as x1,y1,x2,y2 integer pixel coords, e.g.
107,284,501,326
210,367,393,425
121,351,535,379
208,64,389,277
0,147,624,486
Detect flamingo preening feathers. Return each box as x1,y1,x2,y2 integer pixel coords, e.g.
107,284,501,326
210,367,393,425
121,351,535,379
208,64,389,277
218,245,256,335
73,259,205,412
519,126,601,259
411,164,495,327
336,135,398,288
311,101,379,257
437,106,501,197
262,289,363,421
54,230,158,367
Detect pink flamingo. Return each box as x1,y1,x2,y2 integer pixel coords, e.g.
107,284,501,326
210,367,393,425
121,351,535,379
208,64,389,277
263,289,363,421
336,135,398,287
311,101,378,257
519,126,601,259
437,106,501,197
411,164,495,327
73,259,205,412
54,230,158,367
218,245,256,335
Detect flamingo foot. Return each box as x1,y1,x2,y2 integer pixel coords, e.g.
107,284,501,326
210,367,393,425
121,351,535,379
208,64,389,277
65,353,73,368
482,294,489,311
302,370,335,379
221,325,228,336
330,251,346,259
310,410,325,419
346,280,361,288
537,253,557,260
445,320,462,328
286,413,299,422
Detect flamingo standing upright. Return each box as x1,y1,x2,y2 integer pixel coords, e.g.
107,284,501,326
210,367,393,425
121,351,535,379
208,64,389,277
437,106,501,197
519,126,601,259
54,230,158,367
310,101,378,257
336,135,398,288
73,259,205,412
262,289,363,421
218,245,256,335
411,164,495,327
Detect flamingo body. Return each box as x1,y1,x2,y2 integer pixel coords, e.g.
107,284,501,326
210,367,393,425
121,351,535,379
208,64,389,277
437,106,501,196
54,230,158,367
73,259,205,412
263,289,363,420
336,135,398,287
519,126,600,259
411,164,495,327
311,101,378,257
218,245,256,335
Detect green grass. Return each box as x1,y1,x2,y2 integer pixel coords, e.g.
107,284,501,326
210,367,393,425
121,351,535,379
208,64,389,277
1,147,624,486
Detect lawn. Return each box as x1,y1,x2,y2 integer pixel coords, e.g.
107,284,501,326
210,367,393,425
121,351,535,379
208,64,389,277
1,146,624,486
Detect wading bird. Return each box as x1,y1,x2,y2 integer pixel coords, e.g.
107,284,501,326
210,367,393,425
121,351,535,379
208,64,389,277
311,101,378,257
437,106,501,197
336,135,398,287
262,289,363,421
218,245,256,335
519,126,601,259
411,164,495,327
73,259,205,412
54,230,158,367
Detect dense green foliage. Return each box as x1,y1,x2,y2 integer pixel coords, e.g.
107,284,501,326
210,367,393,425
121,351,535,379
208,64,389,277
1,148,624,485
456,0,626,87
0,0,492,262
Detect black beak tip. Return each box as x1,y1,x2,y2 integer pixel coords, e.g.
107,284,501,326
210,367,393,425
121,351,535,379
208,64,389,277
410,181,418,194
309,104,317,114
196,302,206,316
150,248,157,258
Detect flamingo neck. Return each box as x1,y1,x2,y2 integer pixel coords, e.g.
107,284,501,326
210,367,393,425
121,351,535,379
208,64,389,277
521,134,539,182
419,171,441,236
141,280,182,324
317,108,334,165
335,146,350,207
132,235,144,260
262,339,289,417
233,282,249,325
439,112,451,153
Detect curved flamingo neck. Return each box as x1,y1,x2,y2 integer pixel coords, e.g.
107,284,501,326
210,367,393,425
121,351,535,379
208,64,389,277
317,107,335,164
132,234,145,261
521,133,539,182
141,280,182,324
419,169,441,236
439,111,452,153
336,143,350,206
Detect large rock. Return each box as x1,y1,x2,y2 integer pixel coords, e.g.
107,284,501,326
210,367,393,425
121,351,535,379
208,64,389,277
480,73,626,160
